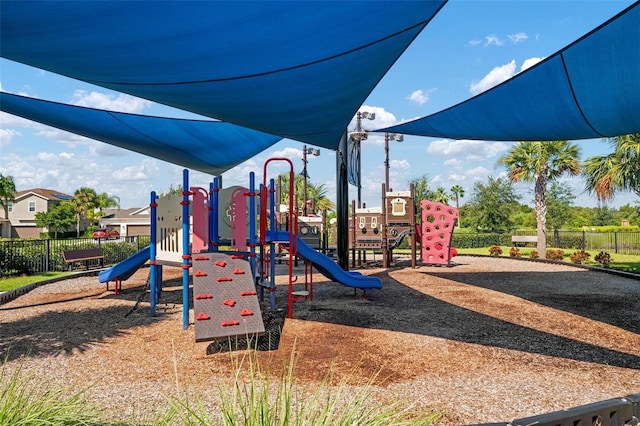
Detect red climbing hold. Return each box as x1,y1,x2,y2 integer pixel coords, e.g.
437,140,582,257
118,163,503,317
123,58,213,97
240,308,253,317
230,254,244,259
195,293,213,300
194,256,210,261
222,299,236,307
221,320,240,327
215,260,227,267
195,270,207,277
233,268,245,275
196,312,210,321
217,277,232,282
240,290,257,296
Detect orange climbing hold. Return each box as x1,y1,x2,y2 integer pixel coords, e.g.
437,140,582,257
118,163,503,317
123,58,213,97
195,270,207,277
194,256,210,261
215,260,227,267
221,320,240,327
230,254,244,259
222,299,236,307
240,290,257,296
195,293,213,300
233,268,245,274
240,308,253,317
217,277,232,282
196,312,210,321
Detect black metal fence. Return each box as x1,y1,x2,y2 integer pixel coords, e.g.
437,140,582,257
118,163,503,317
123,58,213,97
0,236,151,276
451,230,640,255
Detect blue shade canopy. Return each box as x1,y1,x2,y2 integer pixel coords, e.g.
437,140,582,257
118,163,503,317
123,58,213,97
0,92,282,176
0,1,447,149
380,2,640,141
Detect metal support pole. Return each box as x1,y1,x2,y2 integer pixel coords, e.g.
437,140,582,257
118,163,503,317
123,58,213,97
336,131,349,271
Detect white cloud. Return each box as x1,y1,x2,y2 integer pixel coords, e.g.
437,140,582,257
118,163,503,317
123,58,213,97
406,88,436,106
112,159,159,182
521,56,544,71
508,32,528,44
444,158,463,168
469,60,516,95
0,128,20,147
70,90,152,113
427,139,510,160
389,159,411,170
348,105,397,131
467,39,482,47
484,35,504,47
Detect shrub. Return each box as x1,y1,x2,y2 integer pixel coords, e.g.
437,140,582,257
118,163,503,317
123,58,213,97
569,250,590,264
529,249,539,259
594,251,612,267
488,245,503,256
509,247,521,258
546,249,564,260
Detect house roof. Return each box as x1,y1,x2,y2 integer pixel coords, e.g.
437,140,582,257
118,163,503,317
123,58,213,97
102,208,147,219
13,188,73,202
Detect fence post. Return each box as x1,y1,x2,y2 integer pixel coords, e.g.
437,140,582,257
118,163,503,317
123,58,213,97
46,239,50,272
614,232,618,254
554,229,560,248
582,230,586,250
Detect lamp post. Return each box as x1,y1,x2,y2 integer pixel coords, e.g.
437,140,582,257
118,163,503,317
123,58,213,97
384,132,404,192
349,110,375,208
301,145,320,216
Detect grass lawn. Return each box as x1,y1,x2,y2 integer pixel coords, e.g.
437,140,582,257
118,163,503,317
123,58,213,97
0,271,70,292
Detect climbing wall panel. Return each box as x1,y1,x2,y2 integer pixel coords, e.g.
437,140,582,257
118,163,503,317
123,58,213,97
420,201,458,266
192,252,264,342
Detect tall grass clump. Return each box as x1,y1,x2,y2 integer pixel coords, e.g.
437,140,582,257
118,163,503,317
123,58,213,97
0,361,101,425
162,343,439,425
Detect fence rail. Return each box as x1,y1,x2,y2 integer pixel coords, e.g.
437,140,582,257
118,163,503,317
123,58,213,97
0,236,151,276
451,230,640,255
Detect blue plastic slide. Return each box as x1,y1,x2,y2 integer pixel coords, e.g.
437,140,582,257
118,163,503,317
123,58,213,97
267,231,382,290
98,246,150,283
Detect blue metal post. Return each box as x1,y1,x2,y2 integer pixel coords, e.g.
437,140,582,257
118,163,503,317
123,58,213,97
249,172,256,277
149,191,157,316
212,177,220,252
269,178,276,310
182,169,190,330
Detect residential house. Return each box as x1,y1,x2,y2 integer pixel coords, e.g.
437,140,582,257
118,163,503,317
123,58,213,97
100,207,150,237
6,188,87,238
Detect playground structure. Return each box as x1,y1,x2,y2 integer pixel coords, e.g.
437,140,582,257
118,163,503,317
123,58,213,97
99,162,382,343
348,183,458,268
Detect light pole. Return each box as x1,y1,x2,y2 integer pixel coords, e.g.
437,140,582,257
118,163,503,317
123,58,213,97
349,110,375,208
301,145,320,216
384,132,403,192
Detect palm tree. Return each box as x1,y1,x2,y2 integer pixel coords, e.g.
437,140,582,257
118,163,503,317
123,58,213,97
432,187,450,205
498,141,581,259
72,187,99,237
277,173,334,215
0,173,17,219
90,192,121,221
583,133,640,202
450,185,465,228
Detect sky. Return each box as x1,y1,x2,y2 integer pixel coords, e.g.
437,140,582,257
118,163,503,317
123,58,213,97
1,0,638,212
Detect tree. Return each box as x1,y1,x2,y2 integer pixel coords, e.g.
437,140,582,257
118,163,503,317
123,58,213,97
408,175,434,204
450,185,465,228
90,192,121,221
546,182,576,231
498,141,581,258
467,176,520,232
583,133,640,202
277,173,334,215
432,187,450,205
0,174,17,220
72,187,99,237
34,201,76,238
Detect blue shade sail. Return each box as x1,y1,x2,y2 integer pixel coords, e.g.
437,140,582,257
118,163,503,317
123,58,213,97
0,93,282,176
0,1,447,149
379,2,640,141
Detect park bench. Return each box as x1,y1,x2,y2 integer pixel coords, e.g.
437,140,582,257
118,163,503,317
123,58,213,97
511,235,538,246
62,248,105,271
